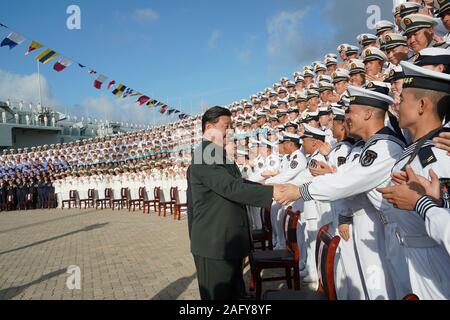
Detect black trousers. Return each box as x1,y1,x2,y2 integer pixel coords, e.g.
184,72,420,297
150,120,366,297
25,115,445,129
193,255,246,300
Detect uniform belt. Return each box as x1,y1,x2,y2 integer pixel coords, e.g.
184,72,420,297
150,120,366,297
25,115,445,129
395,231,438,248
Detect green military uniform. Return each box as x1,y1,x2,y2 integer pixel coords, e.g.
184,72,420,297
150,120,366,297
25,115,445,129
189,139,273,300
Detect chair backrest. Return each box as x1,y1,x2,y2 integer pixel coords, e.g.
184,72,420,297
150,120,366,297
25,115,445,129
261,208,272,233
170,187,180,203
403,294,420,300
315,225,340,300
139,187,146,199
121,187,128,199
283,207,300,261
7,194,14,202
69,190,77,199
105,188,113,199
154,187,161,200
26,193,33,201
88,189,95,198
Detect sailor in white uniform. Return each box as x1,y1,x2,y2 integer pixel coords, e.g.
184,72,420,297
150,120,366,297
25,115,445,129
380,61,450,300
283,83,406,299
265,133,308,250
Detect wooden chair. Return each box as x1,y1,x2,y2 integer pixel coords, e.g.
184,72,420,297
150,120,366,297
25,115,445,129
129,187,146,212
113,188,129,210
403,294,420,300
143,187,160,214
158,188,175,217
263,224,340,301
25,192,35,210
252,208,273,251
250,207,301,300
96,188,113,209
80,189,96,209
62,190,78,209
171,187,187,220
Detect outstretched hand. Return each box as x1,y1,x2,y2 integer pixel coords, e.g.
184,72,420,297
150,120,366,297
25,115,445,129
273,184,301,206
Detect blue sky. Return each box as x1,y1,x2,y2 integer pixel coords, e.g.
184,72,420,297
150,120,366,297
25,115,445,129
0,0,394,124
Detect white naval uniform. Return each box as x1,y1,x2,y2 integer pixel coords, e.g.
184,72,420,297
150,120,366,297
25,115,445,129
383,127,450,300
247,153,281,230
300,128,406,299
246,156,266,230
266,150,308,249
297,149,328,284
331,139,368,300
415,197,450,257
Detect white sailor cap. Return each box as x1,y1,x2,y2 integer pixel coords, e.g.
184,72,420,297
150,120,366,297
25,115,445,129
331,105,346,121
362,46,388,63
325,57,338,67
273,83,281,88
385,65,405,83
295,75,305,83
284,121,299,129
381,33,408,51
325,53,338,60
375,20,396,36
296,92,308,102
414,47,450,67
293,71,301,78
306,89,320,99
280,77,289,82
435,0,450,17
303,69,315,78
318,81,334,92
337,43,350,53
278,87,288,94
277,98,288,104
314,63,327,73
282,132,302,144
288,106,299,113
256,111,267,118
286,80,295,88
347,59,366,75
318,107,331,116
401,14,438,35
345,45,360,56
303,111,320,122
400,60,450,93
347,83,394,111
301,124,326,142
357,33,378,47
399,2,422,18
318,74,333,83
332,69,350,83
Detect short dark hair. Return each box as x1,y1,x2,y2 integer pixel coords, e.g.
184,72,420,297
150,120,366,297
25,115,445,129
202,106,232,133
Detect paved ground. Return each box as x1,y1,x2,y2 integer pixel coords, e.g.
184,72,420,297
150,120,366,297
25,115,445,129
0,208,294,300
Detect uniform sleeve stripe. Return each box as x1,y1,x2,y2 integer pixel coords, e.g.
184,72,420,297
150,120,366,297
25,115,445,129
339,215,353,225
300,182,313,201
415,196,437,220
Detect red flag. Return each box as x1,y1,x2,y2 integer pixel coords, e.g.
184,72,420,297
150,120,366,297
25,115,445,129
107,80,116,90
94,75,108,89
53,58,73,72
137,96,150,105
159,105,168,114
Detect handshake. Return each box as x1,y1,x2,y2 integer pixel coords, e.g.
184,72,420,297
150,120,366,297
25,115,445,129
272,184,301,205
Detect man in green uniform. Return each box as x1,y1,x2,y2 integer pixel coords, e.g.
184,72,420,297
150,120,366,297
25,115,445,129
189,106,279,300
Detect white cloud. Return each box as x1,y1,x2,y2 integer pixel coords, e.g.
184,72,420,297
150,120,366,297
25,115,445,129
266,10,308,61
0,69,167,125
0,69,57,107
131,8,160,23
208,30,221,49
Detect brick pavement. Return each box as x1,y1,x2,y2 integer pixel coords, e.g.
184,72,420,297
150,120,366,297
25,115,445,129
0,208,296,300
